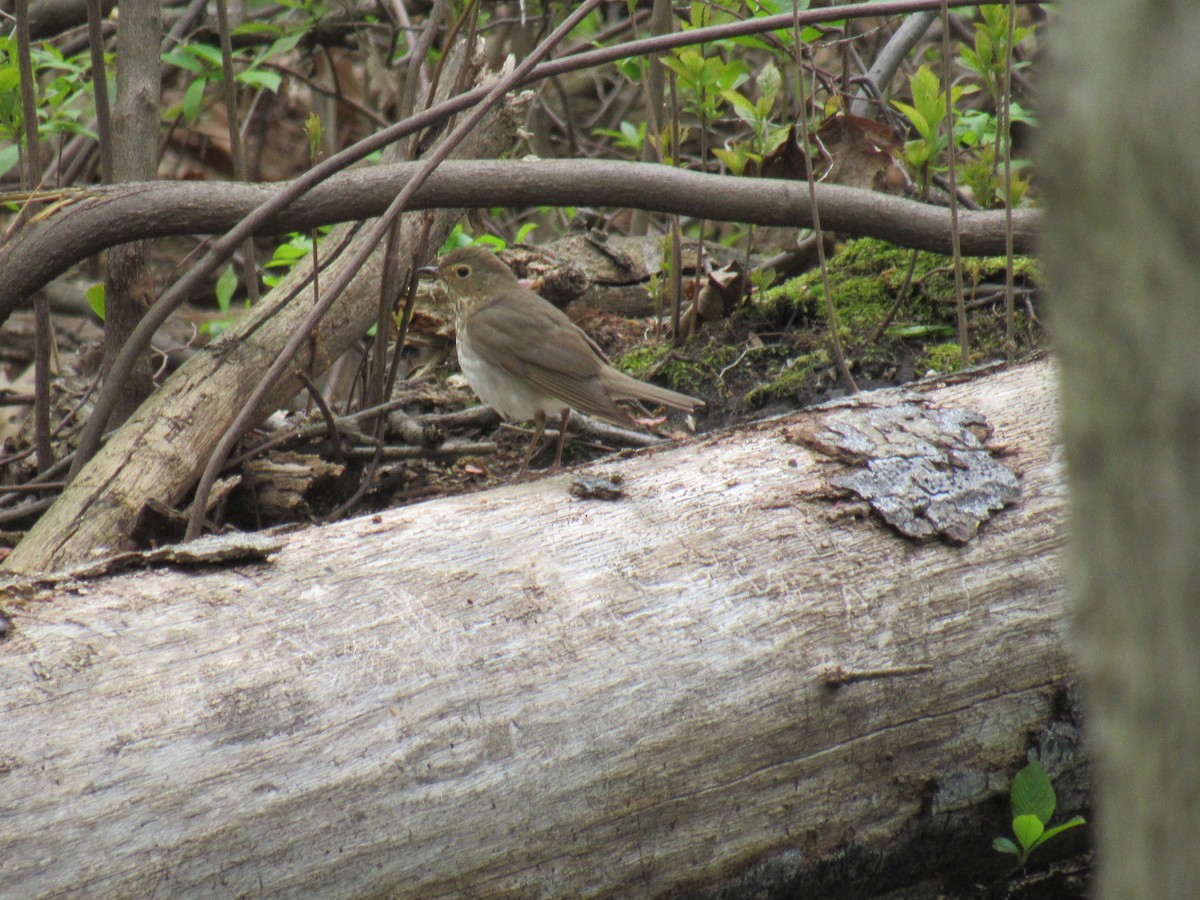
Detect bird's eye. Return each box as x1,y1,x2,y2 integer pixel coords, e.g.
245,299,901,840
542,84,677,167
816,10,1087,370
455,265,470,278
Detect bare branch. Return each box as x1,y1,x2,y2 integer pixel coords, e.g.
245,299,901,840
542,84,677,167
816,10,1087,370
0,160,1038,323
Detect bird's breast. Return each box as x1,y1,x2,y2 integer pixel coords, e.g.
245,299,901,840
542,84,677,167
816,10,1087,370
457,323,562,422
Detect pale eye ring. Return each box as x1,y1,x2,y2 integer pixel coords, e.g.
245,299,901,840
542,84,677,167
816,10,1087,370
455,265,470,278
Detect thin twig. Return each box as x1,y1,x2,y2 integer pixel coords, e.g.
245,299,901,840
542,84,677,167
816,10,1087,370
0,496,56,527
868,248,921,343
15,0,53,474
342,441,496,461
84,0,114,181
793,3,857,393
0,482,67,494
296,370,345,464
215,0,260,306
667,69,683,342
1002,0,1017,360
941,3,968,369
822,663,932,688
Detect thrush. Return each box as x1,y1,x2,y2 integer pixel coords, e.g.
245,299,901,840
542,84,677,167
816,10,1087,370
421,245,704,474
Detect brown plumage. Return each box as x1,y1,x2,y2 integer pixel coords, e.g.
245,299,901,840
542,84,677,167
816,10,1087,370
422,245,704,473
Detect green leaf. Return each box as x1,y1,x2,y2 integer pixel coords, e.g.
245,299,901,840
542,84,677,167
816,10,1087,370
266,234,313,268
613,57,642,82
161,49,208,75
713,145,749,176
974,30,994,71
231,21,284,36
715,59,749,92
698,56,724,89
0,65,21,92
749,267,776,292
474,234,507,251
908,64,945,130
892,100,931,141
0,143,18,177
236,69,282,92
1010,102,1039,127
909,64,939,107
515,222,538,244
215,263,238,312
762,123,791,156
993,836,1020,856
182,77,206,123
304,112,323,161
1011,761,1056,824
660,55,691,85
263,32,304,59
888,323,955,339
1012,813,1044,852
1041,815,1087,842
86,283,106,320
672,48,707,84
721,88,757,125
183,42,224,68
757,60,781,106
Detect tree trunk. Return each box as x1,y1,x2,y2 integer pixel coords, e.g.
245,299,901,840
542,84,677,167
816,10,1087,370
0,357,1083,897
100,0,161,423
1044,2,1200,897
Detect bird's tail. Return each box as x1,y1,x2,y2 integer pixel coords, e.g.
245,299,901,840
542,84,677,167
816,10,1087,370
601,368,705,413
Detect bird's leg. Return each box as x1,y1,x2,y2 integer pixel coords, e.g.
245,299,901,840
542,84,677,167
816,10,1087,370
551,408,572,471
517,411,548,476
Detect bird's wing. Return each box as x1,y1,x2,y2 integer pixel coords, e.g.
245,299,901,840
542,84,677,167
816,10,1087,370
463,294,635,426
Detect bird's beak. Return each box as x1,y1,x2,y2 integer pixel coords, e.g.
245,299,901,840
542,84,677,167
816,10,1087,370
417,263,440,279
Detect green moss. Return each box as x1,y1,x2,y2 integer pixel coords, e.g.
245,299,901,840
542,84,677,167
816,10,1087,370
752,239,950,327
755,276,814,323
751,238,1038,336
615,338,727,396
615,344,669,377
743,349,829,409
833,237,916,273
965,253,1039,283
917,342,964,374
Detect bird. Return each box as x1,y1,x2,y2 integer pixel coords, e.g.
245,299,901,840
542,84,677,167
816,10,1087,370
420,245,704,475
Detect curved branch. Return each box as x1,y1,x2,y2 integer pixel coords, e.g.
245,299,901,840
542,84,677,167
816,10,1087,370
850,11,939,117
1,160,1038,323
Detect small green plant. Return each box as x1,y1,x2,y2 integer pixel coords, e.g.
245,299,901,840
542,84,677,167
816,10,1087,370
958,5,1033,111
959,145,1032,209
593,119,647,154
953,4,1038,206
261,231,314,288
0,34,99,177
86,283,106,320
161,30,300,123
748,266,776,298
993,760,1086,867
716,60,789,171
892,64,967,192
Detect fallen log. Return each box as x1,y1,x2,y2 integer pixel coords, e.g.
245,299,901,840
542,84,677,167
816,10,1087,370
0,355,1082,897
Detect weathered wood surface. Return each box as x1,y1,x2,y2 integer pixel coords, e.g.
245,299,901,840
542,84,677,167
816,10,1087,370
0,356,1070,897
